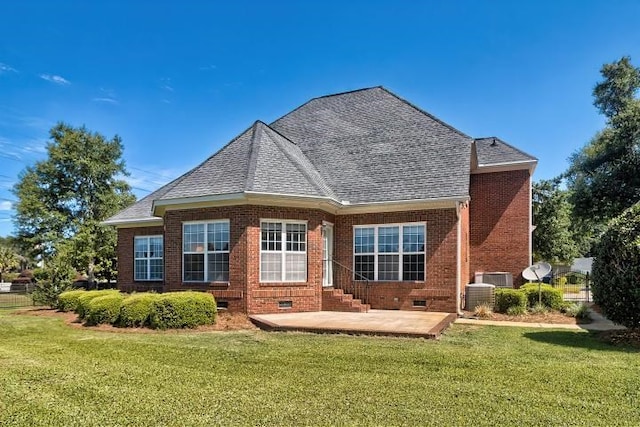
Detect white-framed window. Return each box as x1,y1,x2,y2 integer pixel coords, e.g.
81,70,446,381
354,222,425,281
183,220,229,282
260,220,307,282
134,236,163,281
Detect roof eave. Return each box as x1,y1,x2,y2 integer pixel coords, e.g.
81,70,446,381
100,217,164,228
472,160,538,175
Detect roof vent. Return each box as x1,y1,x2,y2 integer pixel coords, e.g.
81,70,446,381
490,138,497,146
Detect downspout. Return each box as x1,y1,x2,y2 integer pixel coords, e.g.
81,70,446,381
456,201,464,316
529,174,533,264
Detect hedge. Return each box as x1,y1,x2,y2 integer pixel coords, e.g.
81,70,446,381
149,292,217,329
520,283,564,310
494,289,527,314
85,293,126,326
57,289,88,312
119,293,161,327
76,290,121,320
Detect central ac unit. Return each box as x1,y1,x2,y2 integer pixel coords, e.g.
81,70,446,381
474,272,513,288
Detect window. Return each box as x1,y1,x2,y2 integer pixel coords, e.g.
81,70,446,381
183,221,229,282
354,223,425,281
134,236,163,281
260,221,307,282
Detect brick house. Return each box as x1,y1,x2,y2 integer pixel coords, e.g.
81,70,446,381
104,87,536,315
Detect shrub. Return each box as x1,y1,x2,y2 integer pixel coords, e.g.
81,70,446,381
507,305,527,316
58,289,88,312
592,203,640,329
76,290,120,319
494,289,527,314
564,303,591,320
566,272,585,285
149,292,217,329
119,293,161,327
530,302,549,315
85,293,125,326
32,280,72,308
473,303,493,319
520,283,564,310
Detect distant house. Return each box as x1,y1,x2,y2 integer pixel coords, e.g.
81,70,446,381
104,87,536,314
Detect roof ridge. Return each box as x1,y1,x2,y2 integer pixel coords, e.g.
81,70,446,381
378,87,473,140
474,136,538,161
269,86,383,129
245,121,263,191
260,124,338,199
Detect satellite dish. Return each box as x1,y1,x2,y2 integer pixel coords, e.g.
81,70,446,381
522,262,552,282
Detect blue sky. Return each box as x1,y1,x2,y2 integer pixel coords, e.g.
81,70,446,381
1,1,639,237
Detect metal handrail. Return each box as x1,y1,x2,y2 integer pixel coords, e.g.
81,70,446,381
326,257,370,309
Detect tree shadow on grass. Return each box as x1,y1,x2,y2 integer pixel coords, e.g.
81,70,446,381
523,330,640,353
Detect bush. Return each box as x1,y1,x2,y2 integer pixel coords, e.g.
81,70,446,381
592,203,640,329
563,303,591,320
473,303,493,319
149,292,217,329
520,283,564,310
32,280,72,308
530,302,549,315
494,289,527,314
507,305,526,316
76,290,120,319
119,293,161,327
566,272,585,285
85,293,125,326
58,289,88,312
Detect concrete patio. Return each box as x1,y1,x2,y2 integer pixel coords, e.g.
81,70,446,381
249,310,457,339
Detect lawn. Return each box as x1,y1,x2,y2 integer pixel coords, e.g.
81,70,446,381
0,310,639,426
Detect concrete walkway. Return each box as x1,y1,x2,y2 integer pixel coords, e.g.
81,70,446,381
250,310,457,339
455,310,625,331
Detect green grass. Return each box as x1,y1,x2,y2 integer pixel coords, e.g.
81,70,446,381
0,293,33,308
0,311,639,426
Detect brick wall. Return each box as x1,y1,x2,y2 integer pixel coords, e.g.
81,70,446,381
117,226,165,293
162,205,334,314
333,209,459,312
469,169,531,287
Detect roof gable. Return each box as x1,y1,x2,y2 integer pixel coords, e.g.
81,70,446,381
474,137,537,166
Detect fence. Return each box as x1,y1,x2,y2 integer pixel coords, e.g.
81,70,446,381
546,270,591,303
0,283,35,308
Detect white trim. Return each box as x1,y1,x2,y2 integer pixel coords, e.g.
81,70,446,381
456,204,463,316
353,222,426,282
529,174,533,265
133,235,164,281
472,160,538,175
182,219,230,283
259,219,308,283
102,217,163,228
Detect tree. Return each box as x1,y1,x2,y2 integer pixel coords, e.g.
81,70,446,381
13,123,135,283
532,179,581,263
591,202,640,329
0,245,19,282
567,56,640,223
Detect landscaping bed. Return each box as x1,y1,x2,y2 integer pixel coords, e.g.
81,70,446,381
462,309,589,324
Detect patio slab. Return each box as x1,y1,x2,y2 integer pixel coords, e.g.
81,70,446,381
249,310,457,339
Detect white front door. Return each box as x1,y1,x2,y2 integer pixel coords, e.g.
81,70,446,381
323,223,334,287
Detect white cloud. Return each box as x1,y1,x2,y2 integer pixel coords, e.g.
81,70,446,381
199,65,217,71
161,84,174,92
93,97,119,105
0,201,13,211
0,63,17,74
39,74,70,85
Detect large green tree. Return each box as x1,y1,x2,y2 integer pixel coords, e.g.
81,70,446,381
0,245,19,283
532,178,581,263
567,56,640,223
13,123,135,283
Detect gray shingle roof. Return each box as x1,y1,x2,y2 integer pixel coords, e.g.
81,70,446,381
270,87,472,204
474,137,537,166
106,87,536,224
